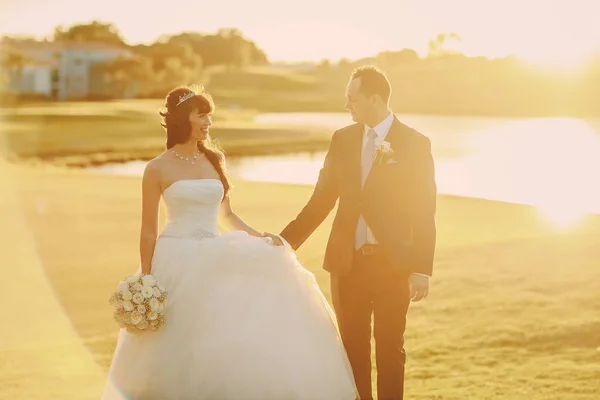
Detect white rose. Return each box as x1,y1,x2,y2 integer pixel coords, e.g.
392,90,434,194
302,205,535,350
132,293,145,304
130,312,143,325
137,304,146,314
141,275,157,287
127,275,140,284
153,287,162,298
157,283,166,293
378,141,392,153
150,319,159,326
114,300,123,310
147,311,158,321
121,290,133,301
121,312,132,324
117,281,129,293
149,298,160,312
132,283,143,293
141,286,154,299
137,320,149,330
113,313,126,328
122,301,134,312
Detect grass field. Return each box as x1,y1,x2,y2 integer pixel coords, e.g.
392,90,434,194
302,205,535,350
2,160,600,399
1,100,332,167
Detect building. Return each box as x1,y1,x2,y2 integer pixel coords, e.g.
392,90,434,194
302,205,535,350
4,59,55,97
2,40,135,100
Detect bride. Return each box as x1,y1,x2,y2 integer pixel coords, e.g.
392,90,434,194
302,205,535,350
102,85,357,400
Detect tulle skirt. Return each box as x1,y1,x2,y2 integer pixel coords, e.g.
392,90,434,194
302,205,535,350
102,231,357,400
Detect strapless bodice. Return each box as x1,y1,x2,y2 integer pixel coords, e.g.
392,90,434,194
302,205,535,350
158,179,223,240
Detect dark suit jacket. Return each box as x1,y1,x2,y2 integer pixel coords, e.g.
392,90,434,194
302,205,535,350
280,116,437,276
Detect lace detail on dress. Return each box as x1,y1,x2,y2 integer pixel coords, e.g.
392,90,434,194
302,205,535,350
159,228,218,241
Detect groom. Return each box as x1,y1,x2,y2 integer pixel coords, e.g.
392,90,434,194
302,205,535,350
267,65,436,400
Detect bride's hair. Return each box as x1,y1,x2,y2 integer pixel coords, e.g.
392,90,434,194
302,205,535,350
159,85,231,198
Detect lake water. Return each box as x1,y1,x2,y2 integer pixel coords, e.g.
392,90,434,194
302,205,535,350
91,112,600,227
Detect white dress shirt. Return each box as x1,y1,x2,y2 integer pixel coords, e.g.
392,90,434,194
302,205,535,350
362,111,395,155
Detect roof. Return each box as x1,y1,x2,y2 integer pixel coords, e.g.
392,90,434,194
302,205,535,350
3,39,128,52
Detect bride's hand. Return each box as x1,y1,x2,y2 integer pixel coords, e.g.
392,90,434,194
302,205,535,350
261,232,284,246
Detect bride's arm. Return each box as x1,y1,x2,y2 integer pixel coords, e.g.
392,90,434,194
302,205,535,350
219,194,262,237
140,163,161,274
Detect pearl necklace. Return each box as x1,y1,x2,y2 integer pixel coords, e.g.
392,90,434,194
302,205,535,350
171,148,201,164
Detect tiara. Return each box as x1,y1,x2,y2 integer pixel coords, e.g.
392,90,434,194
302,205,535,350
176,91,195,106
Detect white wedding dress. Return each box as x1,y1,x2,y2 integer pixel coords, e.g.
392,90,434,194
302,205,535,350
102,179,357,400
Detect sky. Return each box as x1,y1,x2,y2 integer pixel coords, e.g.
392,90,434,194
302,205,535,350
1,0,599,68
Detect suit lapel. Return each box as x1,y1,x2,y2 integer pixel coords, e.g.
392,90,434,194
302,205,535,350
346,123,364,195
363,116,407,190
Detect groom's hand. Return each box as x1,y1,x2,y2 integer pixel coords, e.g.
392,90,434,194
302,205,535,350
261,232,284,246
409,273,429,302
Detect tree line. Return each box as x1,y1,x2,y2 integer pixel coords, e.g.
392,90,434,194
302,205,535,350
1,21,599,116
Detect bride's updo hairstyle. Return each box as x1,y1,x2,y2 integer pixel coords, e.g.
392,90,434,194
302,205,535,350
159,85,231,198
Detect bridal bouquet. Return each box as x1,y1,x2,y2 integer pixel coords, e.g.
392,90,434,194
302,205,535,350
109,274,168,334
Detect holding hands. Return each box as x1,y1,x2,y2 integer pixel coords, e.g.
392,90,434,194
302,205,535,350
261,232,285,246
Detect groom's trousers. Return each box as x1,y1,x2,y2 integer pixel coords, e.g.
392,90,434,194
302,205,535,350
331,247,411,400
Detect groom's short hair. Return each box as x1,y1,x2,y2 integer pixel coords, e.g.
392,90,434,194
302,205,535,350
351,65,391,103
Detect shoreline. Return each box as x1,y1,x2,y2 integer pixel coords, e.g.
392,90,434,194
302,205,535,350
10,156,600,219
4,103,598,169
13,157,600,221
7,138,332,168
5,97,599,119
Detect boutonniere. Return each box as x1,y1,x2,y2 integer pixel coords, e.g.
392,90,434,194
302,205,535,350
375,140,394,165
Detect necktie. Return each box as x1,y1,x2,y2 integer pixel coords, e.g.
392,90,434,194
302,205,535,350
361,129,376,186
355,129,376,249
